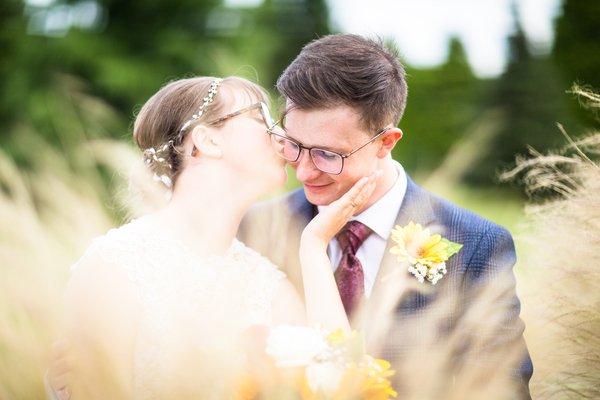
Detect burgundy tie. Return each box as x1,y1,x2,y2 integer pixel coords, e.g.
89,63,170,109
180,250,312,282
334,221,373,317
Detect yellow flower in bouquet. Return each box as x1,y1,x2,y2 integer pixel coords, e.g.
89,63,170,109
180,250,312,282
359,358,397,400
234,326,397,400
233,370,260,400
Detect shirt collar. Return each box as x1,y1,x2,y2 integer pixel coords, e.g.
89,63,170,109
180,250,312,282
317,161,407,241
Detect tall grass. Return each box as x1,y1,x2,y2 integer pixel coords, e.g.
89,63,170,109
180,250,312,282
501,86,600,399
0,75,139,400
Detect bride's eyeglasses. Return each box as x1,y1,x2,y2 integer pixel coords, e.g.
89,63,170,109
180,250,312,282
183,102,276,157
205,102,276,130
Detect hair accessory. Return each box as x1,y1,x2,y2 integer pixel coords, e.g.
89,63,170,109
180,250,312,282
153,172,172,188
143,143,171,169
178,78,223,137
153,172,173,201
141,78,223,195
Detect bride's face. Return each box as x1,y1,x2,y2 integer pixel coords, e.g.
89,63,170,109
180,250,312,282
217,92,287,192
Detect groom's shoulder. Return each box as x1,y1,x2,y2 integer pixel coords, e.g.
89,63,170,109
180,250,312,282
237,189,309,271
407,178,513,244
238,188,309,241
406,178,517,284
245,188,309,220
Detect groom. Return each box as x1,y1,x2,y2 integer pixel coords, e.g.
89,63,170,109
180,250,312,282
238,34,533,399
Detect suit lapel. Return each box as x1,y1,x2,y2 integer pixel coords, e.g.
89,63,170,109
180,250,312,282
285,188,314,227
291,175,439,305
370,175,437,297
360,176,439,336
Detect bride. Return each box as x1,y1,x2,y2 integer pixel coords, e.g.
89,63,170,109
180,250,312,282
56,76,380,399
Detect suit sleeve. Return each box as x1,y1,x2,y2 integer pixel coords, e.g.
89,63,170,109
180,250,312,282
460,225,533,400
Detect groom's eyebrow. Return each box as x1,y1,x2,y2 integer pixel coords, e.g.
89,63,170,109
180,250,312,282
286,132,344,153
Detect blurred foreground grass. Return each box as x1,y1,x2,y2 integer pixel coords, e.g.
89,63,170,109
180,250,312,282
0,76,141,399
0,137,533,400
1,141,532,400
0,137,139,399
1,82,598,400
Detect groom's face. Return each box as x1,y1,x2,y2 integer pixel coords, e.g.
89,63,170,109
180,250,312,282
283,105,382,206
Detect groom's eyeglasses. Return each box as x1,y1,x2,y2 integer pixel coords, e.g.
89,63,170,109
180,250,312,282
267,127,391,175
206,102,276,130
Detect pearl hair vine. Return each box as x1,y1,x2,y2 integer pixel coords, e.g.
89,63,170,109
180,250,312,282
141,78,224,194
177,78,223,139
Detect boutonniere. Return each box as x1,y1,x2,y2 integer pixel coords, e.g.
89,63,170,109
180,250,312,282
390,221,463,284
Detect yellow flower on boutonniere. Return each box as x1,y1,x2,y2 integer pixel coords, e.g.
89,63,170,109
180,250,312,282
390,222,463,284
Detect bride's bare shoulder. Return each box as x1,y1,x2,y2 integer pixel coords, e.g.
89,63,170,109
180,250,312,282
68,216,158,290
64,222,145,342
64,250,141,327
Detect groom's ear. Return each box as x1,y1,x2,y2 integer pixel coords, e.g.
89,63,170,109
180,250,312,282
376,127,402,159
190,125,223,159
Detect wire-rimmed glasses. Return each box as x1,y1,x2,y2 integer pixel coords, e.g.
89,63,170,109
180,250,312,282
267,127,391,175
205,102,275,129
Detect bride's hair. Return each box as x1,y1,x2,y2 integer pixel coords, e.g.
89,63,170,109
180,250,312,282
133,76,270,186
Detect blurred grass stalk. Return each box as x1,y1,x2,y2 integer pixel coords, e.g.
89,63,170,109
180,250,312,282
500,86,600,399
0,75,142,400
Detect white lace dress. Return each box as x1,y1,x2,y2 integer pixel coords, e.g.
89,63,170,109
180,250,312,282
70,216,286,399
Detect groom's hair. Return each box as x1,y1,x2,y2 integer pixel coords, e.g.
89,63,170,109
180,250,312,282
276,34,408,134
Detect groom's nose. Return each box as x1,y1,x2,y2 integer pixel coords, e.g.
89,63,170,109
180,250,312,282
291,150,323,183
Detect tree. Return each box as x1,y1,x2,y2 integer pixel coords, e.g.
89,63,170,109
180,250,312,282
553,0,600,128
0,0,331,155
394,37,486,176
465,6,573,186
207,0,330,93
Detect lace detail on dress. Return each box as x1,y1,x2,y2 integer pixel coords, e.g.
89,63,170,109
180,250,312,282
70,216,286,399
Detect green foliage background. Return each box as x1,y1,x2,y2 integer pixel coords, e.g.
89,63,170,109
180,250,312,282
1,0,597,193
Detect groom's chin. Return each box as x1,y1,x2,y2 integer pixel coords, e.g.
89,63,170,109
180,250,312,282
302,186,337,207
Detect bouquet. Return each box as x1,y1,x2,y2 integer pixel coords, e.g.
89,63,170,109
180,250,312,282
235,325,396,400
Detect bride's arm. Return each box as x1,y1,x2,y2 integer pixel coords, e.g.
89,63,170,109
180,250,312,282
271,278,306,326
271,173,379,333
299,172,380,334
62,254,140,400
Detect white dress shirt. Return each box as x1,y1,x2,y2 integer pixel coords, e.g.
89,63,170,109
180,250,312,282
317,161,408,298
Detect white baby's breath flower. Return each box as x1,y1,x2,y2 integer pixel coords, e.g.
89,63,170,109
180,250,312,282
265,325,329,367
306,361,345,396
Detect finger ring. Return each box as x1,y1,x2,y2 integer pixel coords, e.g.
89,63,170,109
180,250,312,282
350,200,357,208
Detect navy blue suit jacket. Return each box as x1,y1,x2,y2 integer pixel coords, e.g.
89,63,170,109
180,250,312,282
238,174,533,399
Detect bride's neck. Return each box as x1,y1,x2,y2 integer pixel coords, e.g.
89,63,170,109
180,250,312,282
153,169,254,259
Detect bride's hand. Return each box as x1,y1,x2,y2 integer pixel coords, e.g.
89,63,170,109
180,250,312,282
301,170,382,251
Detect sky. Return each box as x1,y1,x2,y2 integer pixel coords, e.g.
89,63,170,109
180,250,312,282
227,0,563,78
